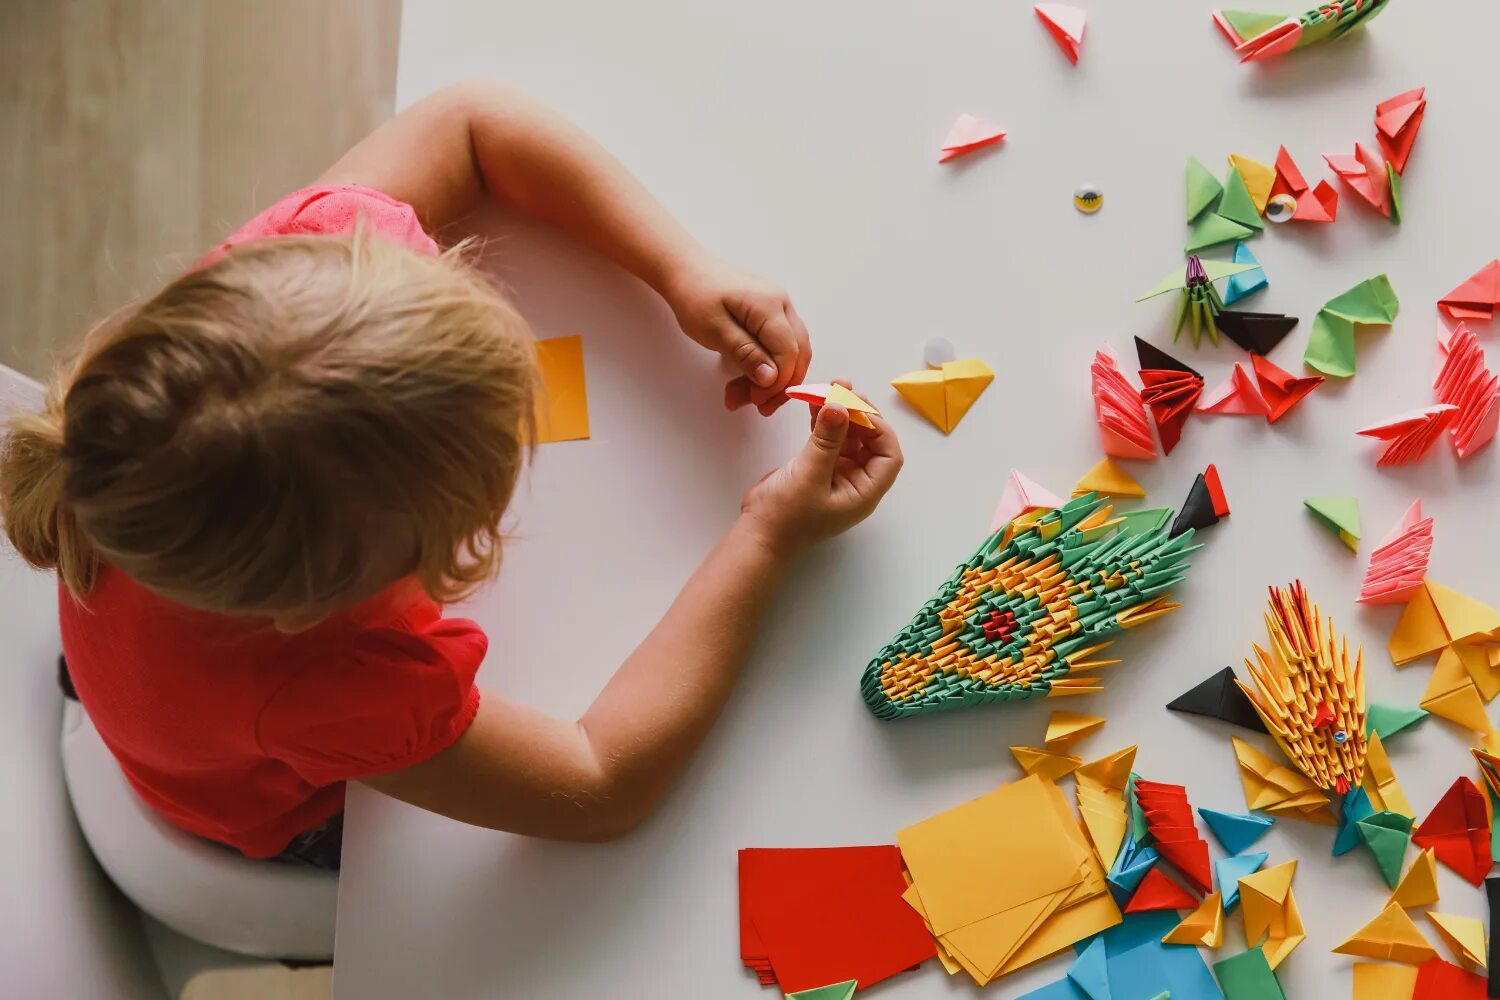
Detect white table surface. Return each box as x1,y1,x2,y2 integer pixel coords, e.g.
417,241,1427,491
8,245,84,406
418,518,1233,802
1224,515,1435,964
335,2,1500,996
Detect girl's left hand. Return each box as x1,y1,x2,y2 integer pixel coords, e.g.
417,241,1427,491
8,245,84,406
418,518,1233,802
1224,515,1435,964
664,257,812,416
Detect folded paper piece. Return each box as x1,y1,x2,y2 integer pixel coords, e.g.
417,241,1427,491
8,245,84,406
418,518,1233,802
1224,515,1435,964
1360,501,1435,605
1326,143,1398,222
1116,507,1172,536
1377,87,1427,174
1248,354,1322,424
533,335,592,444
1217,168,1264,231
1073,458,1145,499
1217,851,1269,912
1047,711,1107,748
786,981,858,1000
897,775,1121,987
1270,145,1336,223
864,494,1195,718
1333,786,1376,856
1224,243,1268,305
1134,780,1213,893
891,358,994,434
1389,579,1500,665
1198,363,1269,417
1359,811,1415,888
1012,745,1085,781
1304,275,1400,377
786,383,880,429
1229,154,1276,214
1169,667,1269,733
738,846,936,992
1304,496,1360,551
1238,582,1369,796
1434,323,1500,459
1173,256,1233,347
1139,259,1259,303
1420,648,1494,732
1392,848,1440,908
1232,739,1328,831
1269,145,1306,202
1367,702,1429,742
1363,732,1414,819
1092,346,1157,460
1186,213,1256,254
1354,962,1419,1000
1186,156,1224,222
1440,261,1500,322
1334,901,1440,965
1035,4,1087,63
1214,948,1287,1000
1077,746,1138,869
1218,311,1299,356
1137,338,1204,454
1240,859,1305,968
1170,469,1225,538
1212,0,1392,62
1200,809,1274,855
1413,777,1492,886
1358,405,1458,467
1074,912,1226,1000
1108,841,1159,906
1067,937,1110,1000
990,470,1068,533
939,115,1005,163
1163,891,1225,948
1414,958,1486,999
1428,912,1487,970
1125,867,1200,912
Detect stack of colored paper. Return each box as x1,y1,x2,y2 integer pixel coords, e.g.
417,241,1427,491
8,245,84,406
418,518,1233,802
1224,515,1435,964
897,775,1121,987
738,846,936,993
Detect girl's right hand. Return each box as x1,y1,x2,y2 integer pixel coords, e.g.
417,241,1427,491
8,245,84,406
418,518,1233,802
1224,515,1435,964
737,385,903,558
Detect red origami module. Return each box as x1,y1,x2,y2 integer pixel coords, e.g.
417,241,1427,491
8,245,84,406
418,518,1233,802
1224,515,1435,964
1357,405,1457,467
1412,777,1493,887
1438,260,1500,322
1124,866,1200,913
1376,87,1427,175
1132,780,1213,894
1325,144,1392,219
1196,363,1269,418
1359,500,1434,606
1251,354,1323,423
1139,372,1203,455
1204,464,1230,517
1269,145,1308,201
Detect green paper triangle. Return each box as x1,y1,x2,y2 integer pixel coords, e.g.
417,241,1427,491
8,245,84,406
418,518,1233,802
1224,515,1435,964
1366,702,1428,742
1388,161,1403,226
1186,213,1255,254
1117,508,1173,537
786,981,858,1000
1304,496,1361,541
1356,811,1413,889
1220,9,1289,39
1187,156,1223,222
1218,166,1265,230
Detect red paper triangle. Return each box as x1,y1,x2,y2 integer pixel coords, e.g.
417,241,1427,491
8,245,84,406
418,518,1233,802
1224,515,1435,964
1204,464,1230,517
1252,354,1323,423
1439,261,1500,322
1412,777,1493,887
1124,867,1200,913
1293,180,1338,223
1414,958,1485,999
1270,144,1309,199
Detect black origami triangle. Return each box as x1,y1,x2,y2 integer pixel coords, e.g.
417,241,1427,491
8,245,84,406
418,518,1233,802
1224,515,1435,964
1216,311,1299,356
1169,474,1219,538
1167,666,1268,733
1135,336,1201,378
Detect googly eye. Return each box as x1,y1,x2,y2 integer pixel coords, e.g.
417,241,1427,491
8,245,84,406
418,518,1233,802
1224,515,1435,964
1333,729,1349,744
1073,184,1103,214
924,337,957,368
1265,193,1298,223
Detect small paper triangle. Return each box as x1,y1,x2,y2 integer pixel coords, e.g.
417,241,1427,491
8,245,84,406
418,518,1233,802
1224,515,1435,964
1168,666,1269,733
1073,458,1145,499
1186,212,1256,253
1125,867,1200,913
1199,808,1274,855
1367,703,1429,742
1186,156,1223,222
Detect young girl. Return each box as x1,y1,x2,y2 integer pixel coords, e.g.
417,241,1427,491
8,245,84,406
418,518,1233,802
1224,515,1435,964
1,80,902,868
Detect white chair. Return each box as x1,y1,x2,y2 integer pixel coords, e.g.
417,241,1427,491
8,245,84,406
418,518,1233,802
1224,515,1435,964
59,699,339,962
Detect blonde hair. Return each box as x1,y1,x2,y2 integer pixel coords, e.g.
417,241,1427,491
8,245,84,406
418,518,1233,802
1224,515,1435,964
1,232,537,619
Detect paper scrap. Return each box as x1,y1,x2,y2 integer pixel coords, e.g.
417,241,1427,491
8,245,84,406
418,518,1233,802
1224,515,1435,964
1170,470,1221,539
1304,275,1400,378
1217,168,1264,231
1367,702,1429,742
939,114,1006,163
1012,745,1085,782
1231,735,1333,825
1217,851,1269,912
533,335,591,443
891,357,994,434
1325,143,1397,221
1353,962,1418,1000
1358,811,1415,888
1124,867,1200,913
1363,732,1414,819
1413,958,1486,998
1239,860,1305,969
1186,212,1256,254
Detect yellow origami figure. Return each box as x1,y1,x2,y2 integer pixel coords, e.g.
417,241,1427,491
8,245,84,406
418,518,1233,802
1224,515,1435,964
1238,582,1368,796
891,358,994,433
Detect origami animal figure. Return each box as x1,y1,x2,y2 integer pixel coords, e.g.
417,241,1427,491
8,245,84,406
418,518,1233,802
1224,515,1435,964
862,493,1198,719
1237,582,1368,795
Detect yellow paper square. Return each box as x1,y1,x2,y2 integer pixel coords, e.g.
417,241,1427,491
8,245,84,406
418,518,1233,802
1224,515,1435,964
533,335,590,443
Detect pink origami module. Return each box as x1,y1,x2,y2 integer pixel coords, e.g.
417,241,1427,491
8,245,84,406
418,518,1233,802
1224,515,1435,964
1091,345,1156,460
939,114,1006,163
1439,261,1500,322
1434,323,1500,459
1376,87,1426,174
1196,363,1269,417
1359,499,1434,605
1357,404,1457,467
1325,144,1392,218
1034,3,1087,64
989,469,1066,532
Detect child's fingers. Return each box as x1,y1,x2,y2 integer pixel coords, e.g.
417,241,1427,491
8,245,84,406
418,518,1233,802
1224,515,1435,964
717,318,780,389
755,307,809,397
854,414,904,495
783,304,813,390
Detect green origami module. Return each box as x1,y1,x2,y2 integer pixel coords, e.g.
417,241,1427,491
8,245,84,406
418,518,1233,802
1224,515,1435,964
1217,0,1391,61
1303,275,1400,378
861,493,1198,719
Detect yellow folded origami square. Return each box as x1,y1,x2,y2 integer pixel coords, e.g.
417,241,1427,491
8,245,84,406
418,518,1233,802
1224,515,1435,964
891,358,994,434
1239,859,1304,968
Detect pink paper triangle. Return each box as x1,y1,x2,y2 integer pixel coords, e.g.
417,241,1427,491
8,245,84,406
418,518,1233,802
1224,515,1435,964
990,470,1067,532
940,114,1006,163
1034,3,1086,63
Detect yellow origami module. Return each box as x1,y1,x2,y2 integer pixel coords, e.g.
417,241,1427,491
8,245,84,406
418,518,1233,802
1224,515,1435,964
1387,578,1500,734
1239,860,1304,969
1237,582,1367,797
1427,911,1487,969
1163,892,1224,949
1333,901,1439,965
891,358,994,434
1389,847,1440,909
1231,736,1332,824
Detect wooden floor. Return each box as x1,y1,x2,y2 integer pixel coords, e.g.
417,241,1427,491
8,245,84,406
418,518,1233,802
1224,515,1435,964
0,0,402,381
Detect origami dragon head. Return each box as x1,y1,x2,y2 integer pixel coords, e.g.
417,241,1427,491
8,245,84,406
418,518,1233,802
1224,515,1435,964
862,494,1198,719
1237,582,1368,794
